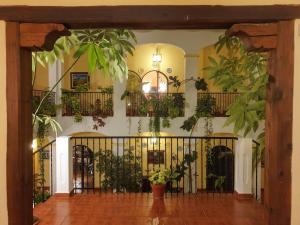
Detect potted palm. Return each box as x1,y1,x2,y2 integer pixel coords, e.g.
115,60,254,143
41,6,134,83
148,169,178,199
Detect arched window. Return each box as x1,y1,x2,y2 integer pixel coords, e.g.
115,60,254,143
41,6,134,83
141,70,168,94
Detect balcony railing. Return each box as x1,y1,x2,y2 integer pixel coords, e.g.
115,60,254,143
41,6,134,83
33,90,56,116
126,92,185,117
71,136,237,194
33,140,56,207
197,92,240,117
62,91,113,117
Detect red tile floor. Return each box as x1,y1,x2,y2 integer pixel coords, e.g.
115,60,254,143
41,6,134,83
33,193,265,225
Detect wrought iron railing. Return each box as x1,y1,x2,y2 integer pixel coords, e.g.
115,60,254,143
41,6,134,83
197,92,240,117
33,140,56,207
33,90,56,116
125,92,185,117
62,91,113,117
70,136,237,194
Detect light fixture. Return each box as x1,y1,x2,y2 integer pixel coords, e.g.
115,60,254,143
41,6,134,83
142,82,151,93
32,140,37,149
152,54,162,63
158,82,167,93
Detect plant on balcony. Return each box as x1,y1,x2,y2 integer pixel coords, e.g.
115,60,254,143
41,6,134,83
204,35,267,166
32,29,136,130
94,148,143,192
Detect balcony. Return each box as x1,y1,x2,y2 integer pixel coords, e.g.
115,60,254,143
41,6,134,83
32,90,56,117
197,92,240,117
125,92,185,117
62,91,113,117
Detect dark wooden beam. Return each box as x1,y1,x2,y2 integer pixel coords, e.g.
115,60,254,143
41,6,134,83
0,5,300,29
20,23,70,51
264,20,293,225
6,22,33,225
227,23,277,51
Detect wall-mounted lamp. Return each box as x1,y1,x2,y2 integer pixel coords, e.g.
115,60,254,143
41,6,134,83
152,54,162,63
142,82,151,93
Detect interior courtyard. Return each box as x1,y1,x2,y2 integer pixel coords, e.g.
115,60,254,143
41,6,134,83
0,2,300,225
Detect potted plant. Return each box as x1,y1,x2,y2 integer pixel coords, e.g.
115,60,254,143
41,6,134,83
148,169,178,199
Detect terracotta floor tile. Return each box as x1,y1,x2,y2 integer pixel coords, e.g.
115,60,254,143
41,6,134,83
33,193,265,225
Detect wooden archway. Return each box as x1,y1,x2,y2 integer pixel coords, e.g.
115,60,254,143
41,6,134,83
1,5,297,225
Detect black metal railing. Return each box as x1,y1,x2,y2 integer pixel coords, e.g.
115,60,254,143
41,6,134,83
33,90,56,116
126,92,185,117
62,91,113,117
197,92,240,117
70,136,237,194
33,140,55,207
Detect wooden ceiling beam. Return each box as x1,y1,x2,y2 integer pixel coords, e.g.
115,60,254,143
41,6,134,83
20,23,70,51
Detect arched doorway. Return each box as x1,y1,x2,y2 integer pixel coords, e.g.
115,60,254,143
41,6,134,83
73,145,94,192
206,145,234,192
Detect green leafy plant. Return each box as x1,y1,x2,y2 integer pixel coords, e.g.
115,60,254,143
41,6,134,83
33,173,51,205
33,29,136,127
204,35,267,164
148,169,179,185
94,148,142,192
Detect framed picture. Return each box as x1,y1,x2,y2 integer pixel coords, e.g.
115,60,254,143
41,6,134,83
70,72,90,89
147,151,165,164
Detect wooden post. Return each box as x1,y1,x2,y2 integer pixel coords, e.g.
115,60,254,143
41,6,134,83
227,21,294,225
6,22,70,225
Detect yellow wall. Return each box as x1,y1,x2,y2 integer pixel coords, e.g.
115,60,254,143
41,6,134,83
199,44,230,92
127,43,185,93
63,50,113,91
33,64,49,90
292,19,300,225
0,0,299,6
0,21,8,225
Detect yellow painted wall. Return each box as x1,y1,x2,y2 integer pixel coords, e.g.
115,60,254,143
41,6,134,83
0,21,8,225
199,44,229,92
127,43,185,93
292,19,300,225
33,64,49,90
63,50,113,91
0,0,299,6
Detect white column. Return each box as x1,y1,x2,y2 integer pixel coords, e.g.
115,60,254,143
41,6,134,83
185,55,198,118
234,137,253,196
55,136,73,194
49,60,63,121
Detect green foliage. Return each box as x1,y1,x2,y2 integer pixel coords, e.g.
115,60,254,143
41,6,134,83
61,90,83,123
180,93,216,133
148,169,179,185
94,148,142,192
195,78,208,91
33,173,51,205
207,173,226,192
171,151,197,183
32,34,79,72
73,29,136,81
204,35,268,137
34,114,62,140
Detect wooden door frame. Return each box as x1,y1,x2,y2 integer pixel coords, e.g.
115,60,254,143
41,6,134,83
1,5,297,225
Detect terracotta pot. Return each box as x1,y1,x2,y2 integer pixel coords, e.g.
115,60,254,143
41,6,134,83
151,184,166,199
